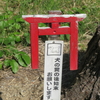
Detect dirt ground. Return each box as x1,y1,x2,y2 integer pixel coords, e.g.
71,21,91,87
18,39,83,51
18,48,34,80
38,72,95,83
0,38,89,100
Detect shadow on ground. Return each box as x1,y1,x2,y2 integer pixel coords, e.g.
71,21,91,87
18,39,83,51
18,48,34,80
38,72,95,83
0,92,3,100
62,51,85,89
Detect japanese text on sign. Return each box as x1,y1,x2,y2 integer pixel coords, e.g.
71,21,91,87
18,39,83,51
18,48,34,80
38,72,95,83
46,72,52,99
53,58,60,91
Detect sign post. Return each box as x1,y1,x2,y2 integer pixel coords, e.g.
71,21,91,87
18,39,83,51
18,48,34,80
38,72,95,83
44,40,63,100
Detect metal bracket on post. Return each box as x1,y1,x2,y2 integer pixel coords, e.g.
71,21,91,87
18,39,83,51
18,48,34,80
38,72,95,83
22,13,86,70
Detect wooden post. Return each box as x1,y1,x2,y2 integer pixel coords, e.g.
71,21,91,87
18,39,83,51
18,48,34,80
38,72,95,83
30,23,39,69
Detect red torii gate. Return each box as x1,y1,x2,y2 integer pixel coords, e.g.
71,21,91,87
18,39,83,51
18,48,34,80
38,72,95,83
22,14,86,70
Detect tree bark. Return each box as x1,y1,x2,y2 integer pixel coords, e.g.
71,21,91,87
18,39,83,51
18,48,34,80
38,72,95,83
62,25,100,100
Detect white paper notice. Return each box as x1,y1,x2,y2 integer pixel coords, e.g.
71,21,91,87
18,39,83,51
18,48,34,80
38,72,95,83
44,40,63,100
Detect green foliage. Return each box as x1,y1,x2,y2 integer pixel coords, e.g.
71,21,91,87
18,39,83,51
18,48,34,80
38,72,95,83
10,60,19,74
0,46,30,73
0,62,3,70
0,7,31,73
15,51,31,67
23,33,30,45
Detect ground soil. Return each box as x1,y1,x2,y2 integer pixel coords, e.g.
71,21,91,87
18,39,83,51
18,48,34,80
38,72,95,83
0,38,90,100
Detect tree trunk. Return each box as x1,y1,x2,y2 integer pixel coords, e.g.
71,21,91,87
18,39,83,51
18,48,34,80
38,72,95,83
62,25,100,100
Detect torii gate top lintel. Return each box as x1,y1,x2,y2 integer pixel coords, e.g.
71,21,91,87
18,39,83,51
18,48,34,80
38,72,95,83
22,14,87,23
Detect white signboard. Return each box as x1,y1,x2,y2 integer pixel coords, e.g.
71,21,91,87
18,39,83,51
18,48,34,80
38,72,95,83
44,40,63,100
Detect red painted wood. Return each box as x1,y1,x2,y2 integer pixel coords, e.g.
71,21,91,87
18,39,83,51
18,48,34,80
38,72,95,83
70,19,78,70
39,27,71,35
23,17,84,23
51,23,59,28
30,23,39,69
23,15,86,70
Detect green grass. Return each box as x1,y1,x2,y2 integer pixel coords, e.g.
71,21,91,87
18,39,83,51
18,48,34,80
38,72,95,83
2,0,100,37
0,0,100,45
